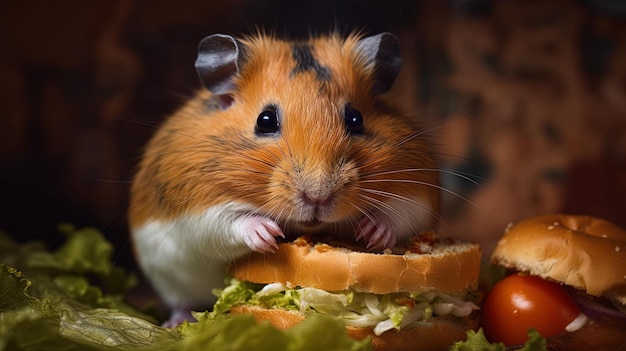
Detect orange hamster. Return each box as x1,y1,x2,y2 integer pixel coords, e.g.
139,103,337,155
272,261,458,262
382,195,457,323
129,32,440,326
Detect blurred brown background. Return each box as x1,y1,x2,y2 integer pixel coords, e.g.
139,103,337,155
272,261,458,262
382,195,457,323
1,0,625,268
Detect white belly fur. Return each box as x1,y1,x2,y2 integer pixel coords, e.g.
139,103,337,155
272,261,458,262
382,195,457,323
131,202,257,309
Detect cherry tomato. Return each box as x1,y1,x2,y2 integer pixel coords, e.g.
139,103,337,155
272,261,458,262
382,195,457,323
482,273,580,345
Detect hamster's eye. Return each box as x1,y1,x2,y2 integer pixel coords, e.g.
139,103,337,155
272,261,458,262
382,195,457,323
256,108,280,135
344,105,363,134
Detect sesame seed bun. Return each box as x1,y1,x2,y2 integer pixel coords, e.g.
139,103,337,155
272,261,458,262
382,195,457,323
490,214,626,305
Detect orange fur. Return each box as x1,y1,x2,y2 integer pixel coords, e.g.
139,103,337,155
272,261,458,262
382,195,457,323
129,32,440,240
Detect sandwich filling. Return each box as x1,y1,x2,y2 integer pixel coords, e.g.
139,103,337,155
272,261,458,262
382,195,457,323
212,278,479,336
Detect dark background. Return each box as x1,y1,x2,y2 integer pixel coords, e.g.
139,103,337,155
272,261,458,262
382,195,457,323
1,0,625,271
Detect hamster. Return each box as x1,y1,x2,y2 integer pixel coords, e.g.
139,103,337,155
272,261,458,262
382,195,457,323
129,31,440,327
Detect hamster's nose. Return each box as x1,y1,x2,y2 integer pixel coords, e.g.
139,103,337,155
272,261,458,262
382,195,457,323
300,191,334,207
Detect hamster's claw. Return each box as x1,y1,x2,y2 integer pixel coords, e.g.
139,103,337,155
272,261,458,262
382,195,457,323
356,216,396,250
239,215,285,253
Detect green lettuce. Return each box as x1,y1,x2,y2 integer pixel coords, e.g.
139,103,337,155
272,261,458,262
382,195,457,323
256,288,300,310
184,313,372,351
212,278,479,337
379,294,410,327
211,279,258,315
0,225,180,351
0,225,373,351
449,328,546,351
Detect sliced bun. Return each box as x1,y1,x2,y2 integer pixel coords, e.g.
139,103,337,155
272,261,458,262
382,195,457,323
229,237,481,294
231,305,477,351
490,214,626,302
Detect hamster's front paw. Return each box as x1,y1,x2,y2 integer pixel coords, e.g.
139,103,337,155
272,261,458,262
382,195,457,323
236,215,285,253
356,215,396,250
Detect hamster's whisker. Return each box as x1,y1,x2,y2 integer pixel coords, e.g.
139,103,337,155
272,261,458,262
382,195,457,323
387,109,489,159
403,108,488,144
350,200,379,226
361,178,477,207
360,188,446,228
356,193,428,238
391,131,429,149
357,193,404,221
425,150,476,164
361,189,448,232
262,198,288,222
360,167,484,185
237,149,281,170
112,117,166,131
138,147,213,160
389,123,445,149
362,188,417,204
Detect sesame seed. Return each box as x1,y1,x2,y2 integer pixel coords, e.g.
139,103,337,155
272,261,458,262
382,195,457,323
616,246,622,253
505,222,513,232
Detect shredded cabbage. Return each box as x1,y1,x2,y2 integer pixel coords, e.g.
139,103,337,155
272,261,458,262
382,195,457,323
215,279,480,336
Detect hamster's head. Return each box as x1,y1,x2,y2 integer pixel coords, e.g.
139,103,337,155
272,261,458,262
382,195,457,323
134,32,440,238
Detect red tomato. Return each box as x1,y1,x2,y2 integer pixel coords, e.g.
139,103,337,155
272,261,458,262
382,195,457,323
482,273,580,345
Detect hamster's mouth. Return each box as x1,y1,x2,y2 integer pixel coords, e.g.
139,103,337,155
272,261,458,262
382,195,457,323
299,219,323,228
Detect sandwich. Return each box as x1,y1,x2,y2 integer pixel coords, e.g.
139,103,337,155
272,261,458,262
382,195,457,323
484,214,626,350
211,231,482,351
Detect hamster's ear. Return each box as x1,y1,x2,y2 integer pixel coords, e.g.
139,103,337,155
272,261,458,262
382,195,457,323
195,34,245,109
355,33,402,95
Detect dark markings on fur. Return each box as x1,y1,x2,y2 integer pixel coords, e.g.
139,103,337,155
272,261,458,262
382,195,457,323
146,154,178,211
291,43,331,81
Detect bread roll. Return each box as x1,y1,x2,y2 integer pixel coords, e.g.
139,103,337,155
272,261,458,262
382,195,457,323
230,236,481,294
490,214,626,303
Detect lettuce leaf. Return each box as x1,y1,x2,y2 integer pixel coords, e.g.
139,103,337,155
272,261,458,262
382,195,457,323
0,225,373,351
186,313,372,351
298,288,352,314
0,225,181,351
213,277,479,338
211,279,258,315
255,289,300,310
449,328,546,351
